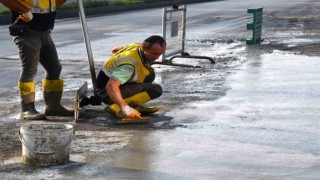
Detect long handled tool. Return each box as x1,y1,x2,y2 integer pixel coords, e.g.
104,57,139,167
77,0,96,91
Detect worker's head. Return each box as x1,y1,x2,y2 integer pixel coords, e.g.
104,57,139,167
141,35,166,62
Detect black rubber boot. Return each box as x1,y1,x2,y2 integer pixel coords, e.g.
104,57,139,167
44,91,74,116
21,102,46,120
20,94,46,120
19,81,46,120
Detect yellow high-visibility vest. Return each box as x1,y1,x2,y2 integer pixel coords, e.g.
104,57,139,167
102,43,152,83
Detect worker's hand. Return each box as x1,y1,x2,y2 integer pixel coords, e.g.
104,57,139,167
121,105,141,118
19,10,33,22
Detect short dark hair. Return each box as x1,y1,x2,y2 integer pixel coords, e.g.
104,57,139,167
142,35,166,50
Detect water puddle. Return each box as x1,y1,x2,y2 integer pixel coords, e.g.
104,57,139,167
275,38,320,48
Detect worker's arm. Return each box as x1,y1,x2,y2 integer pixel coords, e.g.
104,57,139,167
111,46,124,54
106,78,141,118
0,0,29,13
56,0,67,8
0,0,33,22
106,78,127,108
106,65,134,107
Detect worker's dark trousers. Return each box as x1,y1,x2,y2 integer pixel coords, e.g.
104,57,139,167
95,70,162,105
96,83,163,105
13,29,62,82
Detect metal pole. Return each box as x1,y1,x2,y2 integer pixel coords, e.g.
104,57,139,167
162,7,167,62
181,5,186,53
77,0,97,91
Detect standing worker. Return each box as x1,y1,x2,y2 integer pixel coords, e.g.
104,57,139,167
0,0,73,120
94,35,166,119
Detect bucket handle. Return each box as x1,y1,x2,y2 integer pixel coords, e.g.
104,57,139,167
19,130,73,155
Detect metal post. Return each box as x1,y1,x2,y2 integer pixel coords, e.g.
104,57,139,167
181,5,186,53
162,7,167,61
77,0,97,91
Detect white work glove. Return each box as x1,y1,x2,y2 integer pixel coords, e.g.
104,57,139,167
19,10,33,22
121,105,141,118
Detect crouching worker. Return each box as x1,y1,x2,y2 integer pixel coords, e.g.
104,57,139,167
95,35,166,119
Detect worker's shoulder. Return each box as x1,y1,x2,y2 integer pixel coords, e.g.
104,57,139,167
127,43,141,46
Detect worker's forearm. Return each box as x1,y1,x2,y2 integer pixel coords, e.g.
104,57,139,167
0,0,29,13
106,83,127,108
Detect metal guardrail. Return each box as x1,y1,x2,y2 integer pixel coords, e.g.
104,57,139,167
153,5,214,68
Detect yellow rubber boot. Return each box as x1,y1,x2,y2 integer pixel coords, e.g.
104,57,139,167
135,105,158,114
42,79,73,116
108,91,158,117
19,82,46,120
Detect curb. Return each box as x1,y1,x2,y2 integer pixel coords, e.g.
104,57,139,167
0,0,216,25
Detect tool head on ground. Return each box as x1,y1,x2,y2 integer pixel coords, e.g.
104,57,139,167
119,116,150,124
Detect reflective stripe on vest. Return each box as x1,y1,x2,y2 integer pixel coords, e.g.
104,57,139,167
18,0,56,14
